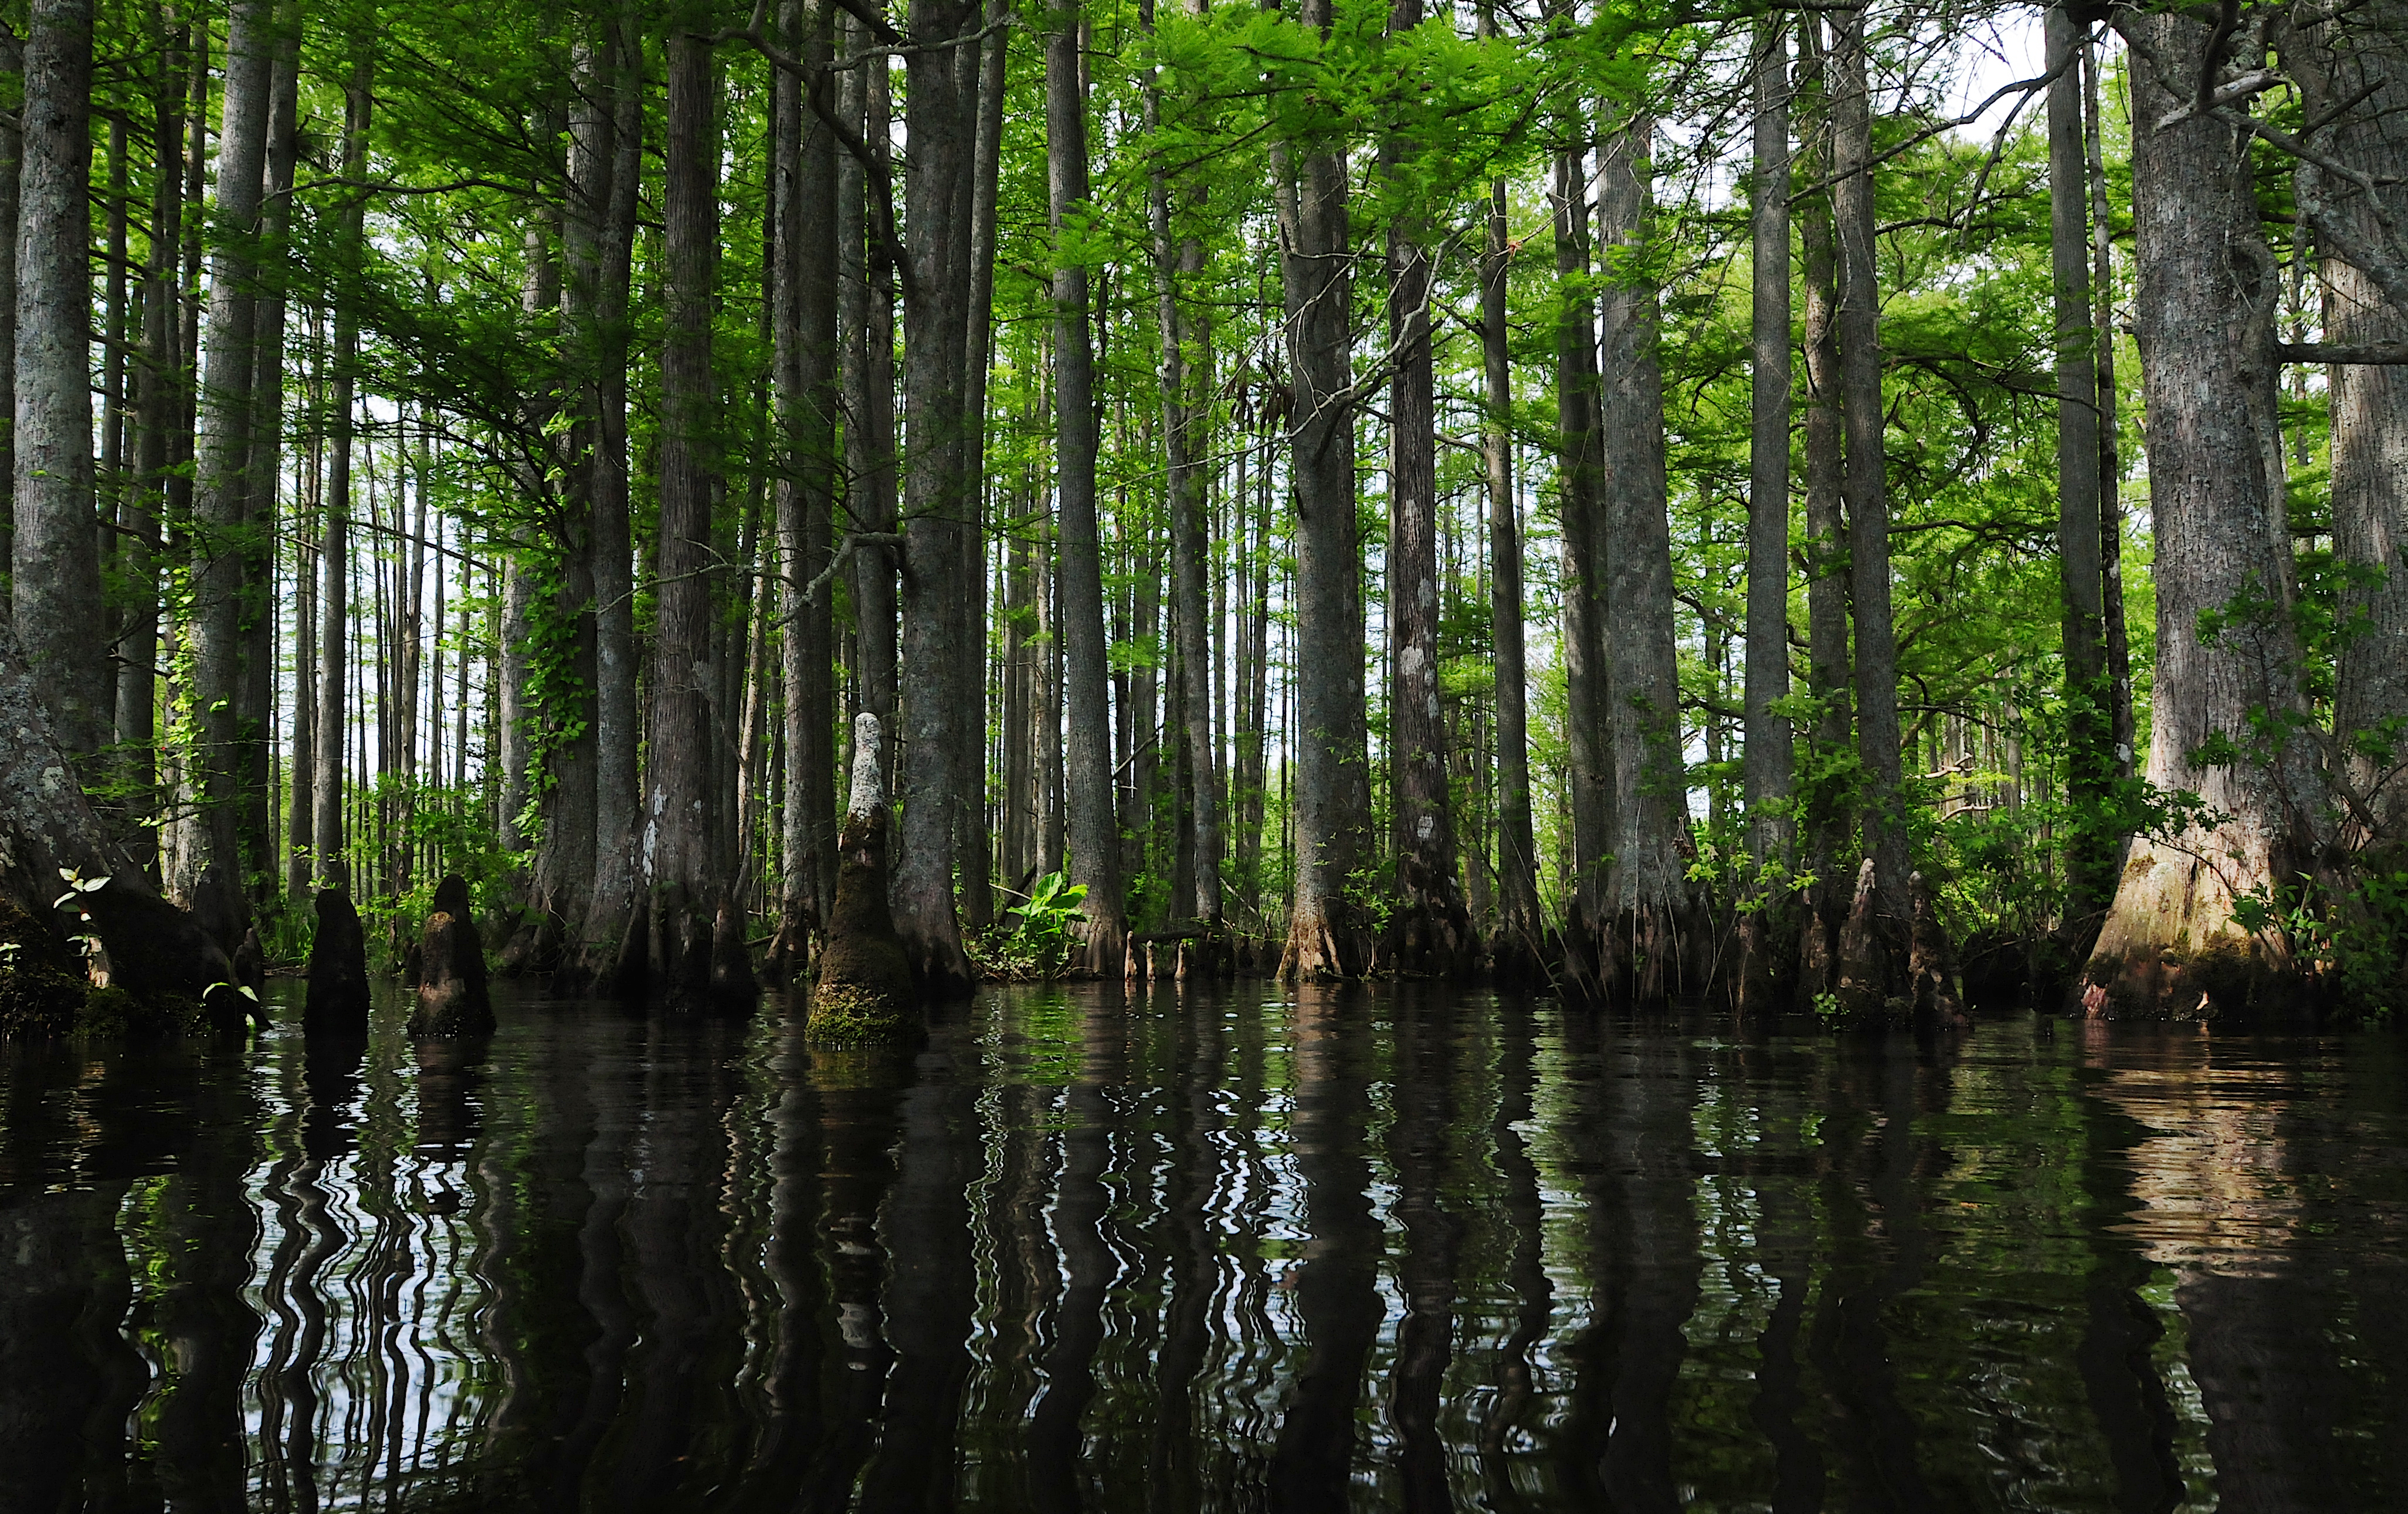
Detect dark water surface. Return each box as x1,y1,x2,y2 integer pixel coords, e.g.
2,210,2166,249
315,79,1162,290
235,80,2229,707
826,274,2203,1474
4,983,2406,1512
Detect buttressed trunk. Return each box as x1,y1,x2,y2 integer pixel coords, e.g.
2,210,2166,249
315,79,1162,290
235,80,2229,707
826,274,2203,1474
2083,9,2329,1017
1278,0,1371,981
642,29,751,1011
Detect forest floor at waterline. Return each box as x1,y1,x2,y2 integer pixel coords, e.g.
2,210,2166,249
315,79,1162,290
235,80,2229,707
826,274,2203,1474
3,978,2405,1512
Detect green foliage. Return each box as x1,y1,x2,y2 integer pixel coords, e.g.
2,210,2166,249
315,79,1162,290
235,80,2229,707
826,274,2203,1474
976,872,1090,980
2230,861,2408,1022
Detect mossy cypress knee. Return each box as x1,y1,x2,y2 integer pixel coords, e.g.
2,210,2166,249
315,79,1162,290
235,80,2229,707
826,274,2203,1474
810,714,917,1044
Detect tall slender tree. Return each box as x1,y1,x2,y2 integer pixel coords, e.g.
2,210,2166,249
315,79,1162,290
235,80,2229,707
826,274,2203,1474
9,0,98,758
643,25,747,1006
2047,2,2112,922
187,0,272,896
1595,112,1688,1002
1048,2,1127,976
1830,0,1908,920
892,0,982,995
1383,0,1471,977
314,52,371,890
1552,127,1610,997
1480,2,1539,977
771,0,839,976
1277,0,1371,981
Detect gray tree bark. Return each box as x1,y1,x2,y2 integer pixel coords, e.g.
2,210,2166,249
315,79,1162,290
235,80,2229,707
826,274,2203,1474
955,0,1007,934
1382,0,1470,978
1047,9,1127,975
1595,114,1689,1003
314,56,369,889
1552,131,1611,998
1147,0,1224,960
580,9,644,980
10,0,99,757
2049,4,2113,920
642,29,747,1008
0,29,21,619
189,0,272,890
1277,0,1371,981
771,0,839,978
2284,0,2408,830
121,10,188,863
1831,0,1908,919
236,3,299,895
1478,4,1540,974
1744,18,1795,867
839,30,899,734
893,0,982,997
2084,8,2329,1014
1739,17,1795,1009
2087,45,2136,780
1796,15,1852,966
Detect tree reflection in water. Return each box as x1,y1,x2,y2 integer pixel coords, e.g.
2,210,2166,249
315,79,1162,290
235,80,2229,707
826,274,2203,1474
2,983,2406,1511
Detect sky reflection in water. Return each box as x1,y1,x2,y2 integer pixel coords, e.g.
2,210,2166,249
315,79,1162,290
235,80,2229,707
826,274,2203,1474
2,981,2404,1512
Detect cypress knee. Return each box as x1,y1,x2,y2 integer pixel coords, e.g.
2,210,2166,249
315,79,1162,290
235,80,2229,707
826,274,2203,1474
410,873,493,1038
811,713,918,1043
303,886,370,1030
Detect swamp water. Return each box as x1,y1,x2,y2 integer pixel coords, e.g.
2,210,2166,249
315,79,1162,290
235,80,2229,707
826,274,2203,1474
2,981,2405,1512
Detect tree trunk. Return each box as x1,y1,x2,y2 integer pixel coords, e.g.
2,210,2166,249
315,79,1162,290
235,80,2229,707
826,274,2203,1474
2087,44,2137,781
1552,132,1611,998
1744,18,1795,871
1382,0,1471,980
237,4,299,900
2049,3,2113,923
840,32,900,734
314,57,369,889
579,12,644,981
1476,0,1538,977
99,116,125,747
1596,114,1689,1004
1047,9,1127,975
1145,0,1223,961
520,153,591,973
10,0,99,757
1276,0,1371,981
771,0,839,979
1832,0,1908,922
284,334,320,902
2082,8,2328,1016
2285,0,2408,831
893,0,981,996
1796,14,1851,983
954,0,1007,936
643,29,747,1009
121,11,187,863
189,0,271,895
0,33,20,626
1740,17,1796,1009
